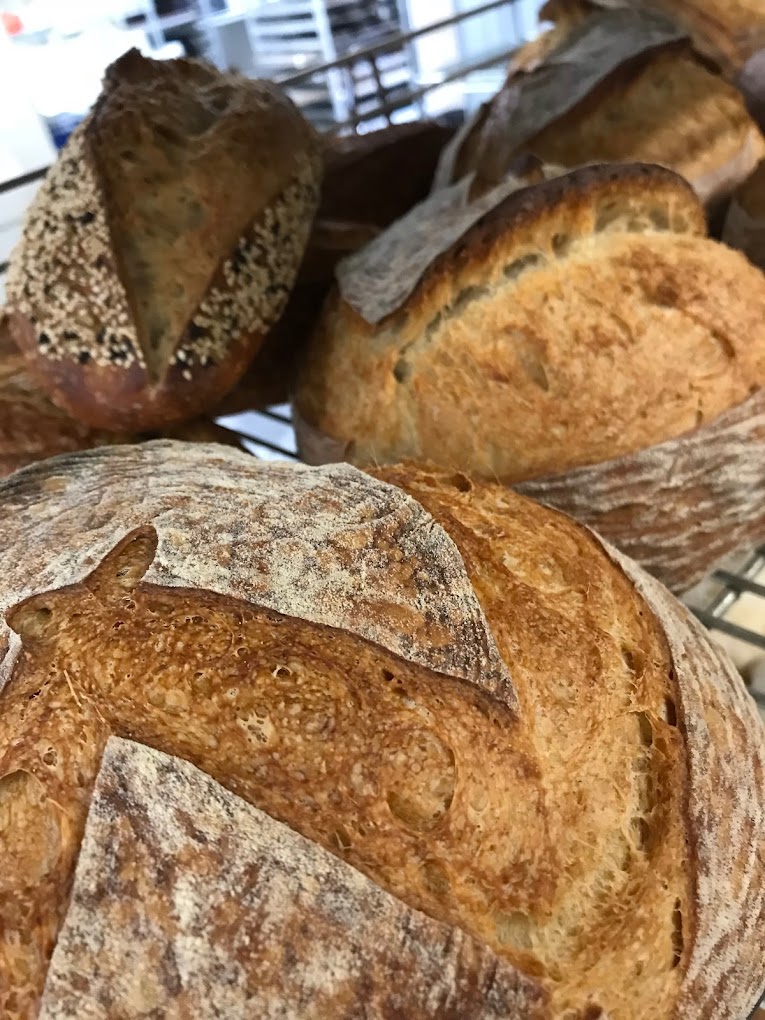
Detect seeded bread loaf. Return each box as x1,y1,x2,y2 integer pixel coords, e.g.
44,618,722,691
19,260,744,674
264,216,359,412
0,319,239,476
0,443,763,1018
435,7,765,213
3,49,321,433
294,163,765,592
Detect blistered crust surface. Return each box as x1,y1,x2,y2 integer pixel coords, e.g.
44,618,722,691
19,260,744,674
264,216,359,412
0,441,514,706
335,162,701,325
39,737,546,1020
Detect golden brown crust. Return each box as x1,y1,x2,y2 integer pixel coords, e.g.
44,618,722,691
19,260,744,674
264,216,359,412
40,738,548,1020
566,0,765,72
436,7,765,207
295,163,765,590
0,444,762,1018
331,161,703,326
607,541,765,1020
4,50,321,432
295,163,765,481
516,387,765,593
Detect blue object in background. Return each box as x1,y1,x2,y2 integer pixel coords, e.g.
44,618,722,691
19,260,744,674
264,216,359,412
45,113,86,150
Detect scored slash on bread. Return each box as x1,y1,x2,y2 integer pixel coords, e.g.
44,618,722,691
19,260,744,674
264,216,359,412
294,162,765,592
435,5,765,210
0,444,763,1018
3,49,322,433
40,738,547,1019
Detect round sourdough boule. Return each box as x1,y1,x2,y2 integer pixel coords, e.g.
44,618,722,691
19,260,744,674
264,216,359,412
0,442,763,1019
3,48,321,433
294,162,765,592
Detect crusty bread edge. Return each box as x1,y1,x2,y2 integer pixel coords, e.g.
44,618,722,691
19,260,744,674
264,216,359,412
602,537,765,1019
335,162,704,332
517,387,765,593
294,379,765,595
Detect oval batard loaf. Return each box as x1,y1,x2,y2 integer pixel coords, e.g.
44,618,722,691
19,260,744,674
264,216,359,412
294,163,765,592
434,7,765,211
0,319,240,477
0,442,763,1018
3,48,321,433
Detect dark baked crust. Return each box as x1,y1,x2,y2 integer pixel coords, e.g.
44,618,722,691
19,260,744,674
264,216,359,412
320,120,454,228
0,318,241,475
4,50,321,432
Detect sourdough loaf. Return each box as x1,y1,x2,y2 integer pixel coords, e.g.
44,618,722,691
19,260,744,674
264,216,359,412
214,122,452,413
434,7,765,212
294,163,765,592
0,319,239,477
547,0,765,73
0,443,763,1018
3,48,321,433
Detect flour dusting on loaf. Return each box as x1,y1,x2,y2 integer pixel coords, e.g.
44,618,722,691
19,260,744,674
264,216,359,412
608,547,765,1018
2,447,763,1019
0,441,514,705
518,388,765,592
39,737,546,1019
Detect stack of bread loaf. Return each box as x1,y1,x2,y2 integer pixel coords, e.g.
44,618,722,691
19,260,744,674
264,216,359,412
292,2,765,595
1,12,765,1017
